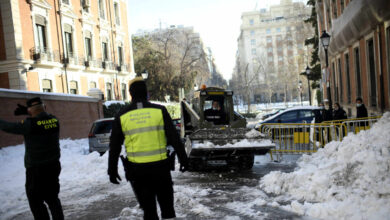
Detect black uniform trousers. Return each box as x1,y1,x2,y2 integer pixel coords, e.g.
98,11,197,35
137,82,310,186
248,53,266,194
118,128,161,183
128,162,175,220
25,161,64,220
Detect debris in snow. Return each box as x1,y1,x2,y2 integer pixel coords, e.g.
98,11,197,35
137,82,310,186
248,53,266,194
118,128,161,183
260,112,390,220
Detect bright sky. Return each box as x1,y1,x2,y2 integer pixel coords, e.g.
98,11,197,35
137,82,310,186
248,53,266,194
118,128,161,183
127,0,281,80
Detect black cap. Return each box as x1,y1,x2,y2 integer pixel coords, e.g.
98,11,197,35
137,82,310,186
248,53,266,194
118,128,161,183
26,97,42,107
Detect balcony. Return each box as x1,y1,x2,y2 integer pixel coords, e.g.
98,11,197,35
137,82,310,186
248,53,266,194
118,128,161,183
30,47,61,64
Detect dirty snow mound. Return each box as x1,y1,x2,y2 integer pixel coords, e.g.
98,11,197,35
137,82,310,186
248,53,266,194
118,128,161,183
260,112,390,220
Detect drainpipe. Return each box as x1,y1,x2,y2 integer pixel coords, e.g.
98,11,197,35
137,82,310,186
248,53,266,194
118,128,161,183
55,0,69,93
107,0,119,100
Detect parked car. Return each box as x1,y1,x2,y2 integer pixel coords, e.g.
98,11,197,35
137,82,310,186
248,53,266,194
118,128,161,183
88,118,114,154
255,106,322,129
262,108,286,120
172,118,181,133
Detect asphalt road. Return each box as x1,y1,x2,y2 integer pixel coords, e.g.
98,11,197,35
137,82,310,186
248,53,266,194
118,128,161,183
11,157,315,220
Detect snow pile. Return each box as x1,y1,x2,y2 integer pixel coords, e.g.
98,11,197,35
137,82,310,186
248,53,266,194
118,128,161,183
192,139,274,149
245,129,265,138
260,112,390,220
104,100,126,107
0,139,129,219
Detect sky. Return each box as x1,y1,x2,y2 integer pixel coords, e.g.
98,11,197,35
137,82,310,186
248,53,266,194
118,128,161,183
127,0,282,80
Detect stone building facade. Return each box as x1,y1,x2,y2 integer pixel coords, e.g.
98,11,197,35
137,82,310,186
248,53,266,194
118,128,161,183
316,0,390,116
0,0,135,101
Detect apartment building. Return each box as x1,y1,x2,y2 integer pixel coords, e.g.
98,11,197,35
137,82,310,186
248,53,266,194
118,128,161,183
0,0,135,101
316,0,390,116
235,0,312,103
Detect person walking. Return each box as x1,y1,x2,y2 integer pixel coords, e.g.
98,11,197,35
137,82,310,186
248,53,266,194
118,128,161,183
0,97,64,220
108,77,188,220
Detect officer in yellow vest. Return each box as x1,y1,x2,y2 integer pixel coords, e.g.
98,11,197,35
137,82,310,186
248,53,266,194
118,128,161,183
108,77,188,220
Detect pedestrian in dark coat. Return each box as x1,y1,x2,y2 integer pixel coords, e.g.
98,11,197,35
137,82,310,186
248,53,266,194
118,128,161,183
321,99,333,122
356,97,368,118
332,103,348,120
108,77,188,220
0,97,64,220
356,97,368,127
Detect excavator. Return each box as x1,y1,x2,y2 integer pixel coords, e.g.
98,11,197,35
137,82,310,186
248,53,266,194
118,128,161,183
180,86,274,171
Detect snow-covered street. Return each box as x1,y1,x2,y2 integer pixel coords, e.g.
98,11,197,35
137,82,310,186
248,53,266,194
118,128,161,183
1,113,390,220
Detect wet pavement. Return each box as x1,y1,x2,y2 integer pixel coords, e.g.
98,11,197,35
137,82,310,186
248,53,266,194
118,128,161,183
11,157,314,220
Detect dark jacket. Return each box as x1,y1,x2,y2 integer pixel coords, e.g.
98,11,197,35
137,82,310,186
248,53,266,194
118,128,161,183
108,100,188,176
321,109,333,122
333,108,348,120
204,108,226,125
0,112,60,168
356,104,368,118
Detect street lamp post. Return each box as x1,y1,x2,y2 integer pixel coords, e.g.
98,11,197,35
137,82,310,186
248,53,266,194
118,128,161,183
305,66,312,106
298,80,303,106
320,30,331,110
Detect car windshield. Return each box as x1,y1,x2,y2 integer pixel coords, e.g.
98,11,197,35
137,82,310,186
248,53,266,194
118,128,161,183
93,121,113,134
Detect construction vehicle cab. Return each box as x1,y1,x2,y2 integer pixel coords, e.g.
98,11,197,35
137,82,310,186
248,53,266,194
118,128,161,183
180,86,274,171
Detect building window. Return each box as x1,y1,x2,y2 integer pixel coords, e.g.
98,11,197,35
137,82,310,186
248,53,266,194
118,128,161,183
267,47,272,52
332,0,337,18
250,39,256,46
70,81,78,94
64,24,73,57
277,47,282,52
332,62,338,102
85,31,92,60
81,0,90,13
121,83,127,100
62,0,70,4
345,53,351,103
340,0,345,13
42,79,52,92
276,36,282,41
278,56,283,61
354,48,362,98
268,56,273,62
266,37,272,43
249,19,254,25
286,27,291,31
338,58,343,102
106,83,112,101
102,42,108,61
367,39,377,106
250,30,255,36
99,0,105,19
266,29,271,34
89,81,96,89
114,2,120,26
35,15,47,52
118,45,123,64
276,27,281,32
251,48,256,55
387,27,390,98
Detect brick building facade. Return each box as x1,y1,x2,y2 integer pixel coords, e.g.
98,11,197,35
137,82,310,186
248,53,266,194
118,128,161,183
316,0,390,116
0,0,135,101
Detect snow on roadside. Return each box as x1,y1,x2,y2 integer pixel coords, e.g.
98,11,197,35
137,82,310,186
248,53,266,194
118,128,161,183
0,138,130,219
260,112,390,220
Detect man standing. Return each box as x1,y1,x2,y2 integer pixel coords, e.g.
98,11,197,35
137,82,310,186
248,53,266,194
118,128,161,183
108,77,188,220
0,97,64,220
356,97,368,118
332,103,348,120
321,99,333,122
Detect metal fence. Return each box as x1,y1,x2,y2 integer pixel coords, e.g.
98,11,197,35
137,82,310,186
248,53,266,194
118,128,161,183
259,116,381,160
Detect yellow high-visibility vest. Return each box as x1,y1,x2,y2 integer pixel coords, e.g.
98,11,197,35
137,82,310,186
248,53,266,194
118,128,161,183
120,108,167,163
